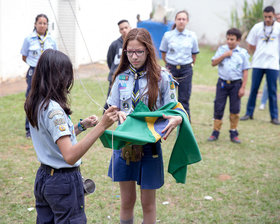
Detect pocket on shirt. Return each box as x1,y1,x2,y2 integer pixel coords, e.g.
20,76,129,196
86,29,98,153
120,91,132,112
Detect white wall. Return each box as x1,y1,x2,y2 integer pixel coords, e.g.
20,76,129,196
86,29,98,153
153,0,280,45
0,0,152,82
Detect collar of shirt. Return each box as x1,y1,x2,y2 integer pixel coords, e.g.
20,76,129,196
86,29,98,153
124,68,147,78
225,44,241,53
175,28,188,36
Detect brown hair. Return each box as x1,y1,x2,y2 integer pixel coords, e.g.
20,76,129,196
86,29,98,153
172,10,189,30
113,28,161,110
24,49,73,129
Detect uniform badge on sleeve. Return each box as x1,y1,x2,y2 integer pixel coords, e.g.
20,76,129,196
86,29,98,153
59,125,66,131
48,110,64,119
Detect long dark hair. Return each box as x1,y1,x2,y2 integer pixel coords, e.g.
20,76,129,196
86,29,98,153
113,28,161,110
24,49,74,129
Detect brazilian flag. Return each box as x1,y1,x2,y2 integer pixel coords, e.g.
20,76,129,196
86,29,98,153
100,101,201,183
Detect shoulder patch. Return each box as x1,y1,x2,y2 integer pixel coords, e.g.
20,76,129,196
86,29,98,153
58,125,66,131
119,75,129,81
48,110,63,119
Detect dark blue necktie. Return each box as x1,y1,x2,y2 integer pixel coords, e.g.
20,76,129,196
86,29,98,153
130,65,145,109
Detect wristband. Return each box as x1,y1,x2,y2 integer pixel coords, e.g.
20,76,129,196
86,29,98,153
78,119,86,131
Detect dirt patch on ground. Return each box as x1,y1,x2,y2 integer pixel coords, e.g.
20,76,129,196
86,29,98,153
0,62,109,97
0,63,270,98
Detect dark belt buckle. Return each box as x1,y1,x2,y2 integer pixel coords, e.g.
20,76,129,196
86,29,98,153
176,65,181,70
226,80,231,84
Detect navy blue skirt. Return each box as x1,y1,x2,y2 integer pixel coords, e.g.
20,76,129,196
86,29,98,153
108,142,164,189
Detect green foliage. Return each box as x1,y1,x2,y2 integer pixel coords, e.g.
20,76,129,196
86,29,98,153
230,0,264,38
0,46,279,223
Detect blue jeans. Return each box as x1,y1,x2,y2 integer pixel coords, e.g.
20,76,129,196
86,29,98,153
246,68,279,119
261,71,280,105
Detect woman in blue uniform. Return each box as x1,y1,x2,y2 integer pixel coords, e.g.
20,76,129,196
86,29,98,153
107,28,182,224
24,49,118,223
21,14,57,138
160,10,199,121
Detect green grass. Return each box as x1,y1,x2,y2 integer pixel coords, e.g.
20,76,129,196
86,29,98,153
0,46,279,223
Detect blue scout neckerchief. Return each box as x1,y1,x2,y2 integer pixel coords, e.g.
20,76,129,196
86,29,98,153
129,64,146,109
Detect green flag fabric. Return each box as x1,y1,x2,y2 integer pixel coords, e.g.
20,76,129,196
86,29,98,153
100,101,201,183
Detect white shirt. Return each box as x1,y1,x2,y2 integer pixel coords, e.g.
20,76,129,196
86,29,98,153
246,21,280,70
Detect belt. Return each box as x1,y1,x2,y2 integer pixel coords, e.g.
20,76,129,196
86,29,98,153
40,164,80,176
219,78,242,84
167,63,193,70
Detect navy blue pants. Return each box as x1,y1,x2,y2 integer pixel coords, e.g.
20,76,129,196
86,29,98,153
167,63,193,120
34,166,87,224
214,78,242,120
25,67,35,132
245,68,279,119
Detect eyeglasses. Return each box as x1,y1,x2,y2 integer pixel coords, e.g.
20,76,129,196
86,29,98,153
124,50,145,57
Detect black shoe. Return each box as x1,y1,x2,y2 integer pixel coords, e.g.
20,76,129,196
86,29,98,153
271,118,280,125
230,130,241,144
240,115,253,121
26,131,31,139
207,130,219,141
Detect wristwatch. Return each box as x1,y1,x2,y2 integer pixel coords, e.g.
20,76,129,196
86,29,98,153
78,119,86,131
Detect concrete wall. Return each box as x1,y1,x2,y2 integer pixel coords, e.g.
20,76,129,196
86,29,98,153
0,0,152,82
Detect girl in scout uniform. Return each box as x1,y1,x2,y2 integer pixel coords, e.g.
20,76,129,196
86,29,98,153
107,28,182,224
160,10,200,121
21,14,57,139
24,49,118,223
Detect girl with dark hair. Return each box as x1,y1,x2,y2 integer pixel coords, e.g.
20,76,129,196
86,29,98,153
107,28,182,224
24,49,118,223
21,14,57,138
160,10,199,121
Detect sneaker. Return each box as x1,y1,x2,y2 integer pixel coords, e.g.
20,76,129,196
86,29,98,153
231,136,241,144
207,130,219,141
271,118,280,125
26,131,31,139
240,115,253,121
259,104,265,110
229,130,241,143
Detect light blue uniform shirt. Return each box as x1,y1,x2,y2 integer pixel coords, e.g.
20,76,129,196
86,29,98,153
107,67,177,114
20,31,57,67
212,45,250,80
159,28,199,65
30,100,80,169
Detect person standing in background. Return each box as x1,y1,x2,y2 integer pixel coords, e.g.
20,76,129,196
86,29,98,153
259,12,280,110
240,6,280,125
21,14,57,138
104,19,131,111
159,10,199,121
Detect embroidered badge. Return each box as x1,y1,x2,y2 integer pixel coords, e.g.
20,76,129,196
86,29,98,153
170,81,175,90
123,102,130,110
53,118,66,126
59,125,66,131
118,82,127,90
170,93,175,99
119,75,129,80
48,110,64,119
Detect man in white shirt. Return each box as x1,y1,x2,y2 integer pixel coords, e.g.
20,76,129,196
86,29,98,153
240,6,280,125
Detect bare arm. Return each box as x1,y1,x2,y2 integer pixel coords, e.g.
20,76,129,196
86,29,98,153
161,52,167,64
247,44,256,55
57,106,118,165
192,54,197,65
211,50,232,66
238,69,248,98
22,55,27,63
